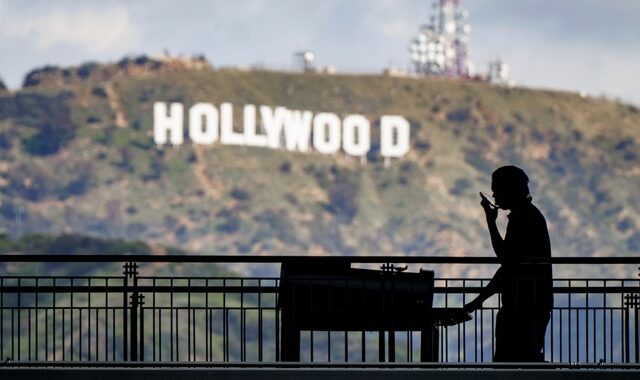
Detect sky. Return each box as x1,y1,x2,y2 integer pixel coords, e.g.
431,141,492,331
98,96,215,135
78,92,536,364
0,0,638,105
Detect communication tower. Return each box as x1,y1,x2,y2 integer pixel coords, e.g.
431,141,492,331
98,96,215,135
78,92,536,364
409,0,472,78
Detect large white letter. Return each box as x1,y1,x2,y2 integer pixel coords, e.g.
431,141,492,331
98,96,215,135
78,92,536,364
380,116,410,158
283,110,313,152
260,106,289,149
244,105,268,147
154,102,184,145
342,115,370,157
188,103,218,144
312,113,341,154
220,103,245,145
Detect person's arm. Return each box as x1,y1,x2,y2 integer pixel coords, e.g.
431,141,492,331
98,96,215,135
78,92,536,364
480,193,506,261
464,267,503,312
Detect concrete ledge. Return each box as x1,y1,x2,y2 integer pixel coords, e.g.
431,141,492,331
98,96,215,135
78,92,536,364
2,368,640,380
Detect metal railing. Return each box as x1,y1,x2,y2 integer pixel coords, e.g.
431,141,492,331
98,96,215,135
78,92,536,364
0,255,638,366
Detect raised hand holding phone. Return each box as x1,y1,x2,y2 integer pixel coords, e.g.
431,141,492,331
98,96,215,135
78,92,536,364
479,192,498,221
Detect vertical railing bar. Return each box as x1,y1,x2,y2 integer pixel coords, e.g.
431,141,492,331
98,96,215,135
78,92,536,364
105,278,108,362
111,308,116,361
53,278,57,362
0,277,3,361
140,299,145,362
550,306,554,362
361,279,366,363
568,280,572,363
176,293,180,361
223,278,228,362
88,278,91,361
122,267,128,362
327,278,331,363
624,281,630,363
620,284,624,362
170,278,174,362
208,297,213,361
632,293,640,364
585,280,589,362
79,307,83,361
61,307,65,361
445,279,449,363
209,279,214,362
275,278,280,362
17,278,21,361
95,297,99,362
45,306,49,361
153,278,156,362
457,285,461,362
0,278,3,361
610,307,613,362
191,293,195,362
462,279,466,362
187,278,191,362
603,280,607,363
345,279,349,363
275,277,280,362
205,279,209,362
473,281,478,362
258,278,263,362
559,302,563,362
241,278,246,362
35,278,39,361
310,282,314,363
480,279,484,362
159,292,163,362
12,307,15,361
360,330,365,363
28,305,31,361
592,285,596,363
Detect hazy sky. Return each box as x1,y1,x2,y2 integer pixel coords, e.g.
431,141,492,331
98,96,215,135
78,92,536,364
0,0,638,105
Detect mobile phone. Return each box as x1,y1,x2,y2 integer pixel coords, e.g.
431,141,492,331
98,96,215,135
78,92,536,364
479,192,498,209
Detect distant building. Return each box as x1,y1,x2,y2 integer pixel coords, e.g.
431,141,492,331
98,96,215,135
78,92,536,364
487,59,511,86
293,51,316,72
383,67,408,77
293,51,337,75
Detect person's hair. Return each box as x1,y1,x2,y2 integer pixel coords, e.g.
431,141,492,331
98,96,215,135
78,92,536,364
492,165,532,202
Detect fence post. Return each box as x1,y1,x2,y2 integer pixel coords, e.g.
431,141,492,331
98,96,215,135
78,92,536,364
625,293,640,364
123,262,141,361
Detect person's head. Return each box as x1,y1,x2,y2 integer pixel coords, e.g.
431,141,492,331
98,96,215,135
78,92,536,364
491,165,531,209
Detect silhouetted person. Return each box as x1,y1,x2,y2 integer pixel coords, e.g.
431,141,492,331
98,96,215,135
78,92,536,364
464,165,553,362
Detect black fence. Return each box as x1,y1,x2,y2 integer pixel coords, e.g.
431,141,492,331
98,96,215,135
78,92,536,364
0,255,639,366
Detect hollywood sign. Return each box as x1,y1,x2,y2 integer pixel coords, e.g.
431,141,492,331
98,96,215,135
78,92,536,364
153,102,410,158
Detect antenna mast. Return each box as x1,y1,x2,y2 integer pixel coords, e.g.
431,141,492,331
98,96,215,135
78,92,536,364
409,0,472,78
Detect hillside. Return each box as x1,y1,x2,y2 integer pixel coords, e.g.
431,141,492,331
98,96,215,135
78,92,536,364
0,232,232,277
0,56,639,277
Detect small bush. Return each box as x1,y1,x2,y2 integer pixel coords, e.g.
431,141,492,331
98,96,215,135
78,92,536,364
92,86,108,98
279,161,291,173
216,208,242,234
230,188,251,201
446,109,471,122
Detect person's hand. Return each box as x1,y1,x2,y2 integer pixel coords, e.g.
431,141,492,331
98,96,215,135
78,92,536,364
464,298,483,313
479,193,498,222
